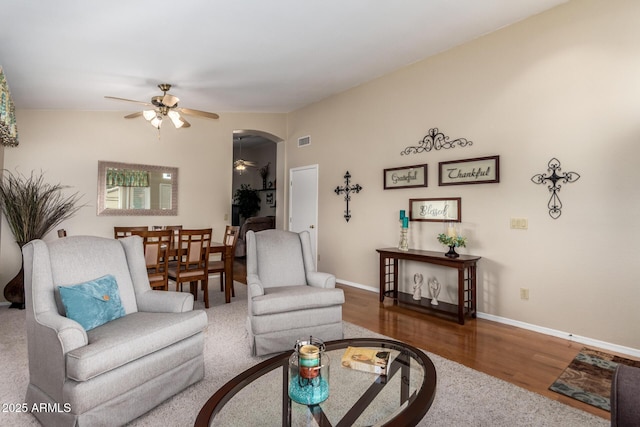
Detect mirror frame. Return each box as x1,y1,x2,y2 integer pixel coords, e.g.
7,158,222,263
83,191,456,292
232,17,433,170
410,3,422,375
97,160,179,216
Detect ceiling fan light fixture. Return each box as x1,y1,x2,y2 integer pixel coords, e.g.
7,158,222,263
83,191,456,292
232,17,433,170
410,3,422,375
143,109,156,121
106,83,218,131
150,114,162,129
167,110,184,128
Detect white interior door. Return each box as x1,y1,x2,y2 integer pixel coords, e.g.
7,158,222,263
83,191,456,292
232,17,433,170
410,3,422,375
289,165,319,261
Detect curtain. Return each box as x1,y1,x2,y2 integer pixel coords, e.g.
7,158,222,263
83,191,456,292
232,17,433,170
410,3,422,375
106,168,150,187
0,66,19,147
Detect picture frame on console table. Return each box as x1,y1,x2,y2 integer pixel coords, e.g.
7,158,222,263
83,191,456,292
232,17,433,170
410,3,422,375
439,155,500,186
409,198,461,222
383,164,428,190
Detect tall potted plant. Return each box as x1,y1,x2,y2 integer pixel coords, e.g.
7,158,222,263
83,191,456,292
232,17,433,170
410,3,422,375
0,170,84,308
233,184,261,221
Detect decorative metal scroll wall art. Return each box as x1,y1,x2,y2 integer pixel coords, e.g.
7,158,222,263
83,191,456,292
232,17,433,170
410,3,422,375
531,158,580,219
401,127,472,156
334,171,363,222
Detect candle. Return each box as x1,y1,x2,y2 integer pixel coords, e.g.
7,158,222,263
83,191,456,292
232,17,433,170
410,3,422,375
399,210,406,220
402,217,409,229
299,345,320,366
446,223,457,238
299,344,320,379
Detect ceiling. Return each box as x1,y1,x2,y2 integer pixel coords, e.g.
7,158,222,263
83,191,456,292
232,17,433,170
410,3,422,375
1,0,567,114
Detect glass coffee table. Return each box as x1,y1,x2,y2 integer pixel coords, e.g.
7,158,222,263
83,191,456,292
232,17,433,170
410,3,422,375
195,338,437,426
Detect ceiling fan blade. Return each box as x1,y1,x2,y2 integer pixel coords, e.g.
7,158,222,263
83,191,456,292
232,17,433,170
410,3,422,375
162,94,179,107
124,111,143,119
105,96,153,106
180,117,191,128
177,107,219,120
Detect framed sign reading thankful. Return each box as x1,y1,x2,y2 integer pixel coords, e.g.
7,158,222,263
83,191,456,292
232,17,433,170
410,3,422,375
438,155,500,186
409,198,461,222
383,164,428,190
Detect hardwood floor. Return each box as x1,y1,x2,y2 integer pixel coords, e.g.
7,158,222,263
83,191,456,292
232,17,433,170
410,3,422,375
232,258,611,421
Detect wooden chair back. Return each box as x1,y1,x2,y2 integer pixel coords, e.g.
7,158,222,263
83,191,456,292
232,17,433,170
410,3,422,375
168,228,213,307
114,226,148,239
152,225,183,258
209,226,240,297
223,225,240,251
131,229,173,291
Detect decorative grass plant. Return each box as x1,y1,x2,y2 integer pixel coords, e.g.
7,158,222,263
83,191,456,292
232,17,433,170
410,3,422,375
0,170,84,245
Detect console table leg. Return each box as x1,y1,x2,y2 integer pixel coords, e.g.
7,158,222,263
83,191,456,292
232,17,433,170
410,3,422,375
379,254,386,302
470,265,477,318
457,269,465,325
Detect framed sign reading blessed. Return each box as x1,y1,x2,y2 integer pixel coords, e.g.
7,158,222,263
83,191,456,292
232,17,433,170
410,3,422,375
409,198,461,222
439,155,500,186
383,164,428,190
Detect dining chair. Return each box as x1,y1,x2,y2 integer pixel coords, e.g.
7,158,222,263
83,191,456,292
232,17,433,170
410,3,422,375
132,229,173,291
167,228,212,308
208,225,240,299
114,226,149,239
154,225,183,265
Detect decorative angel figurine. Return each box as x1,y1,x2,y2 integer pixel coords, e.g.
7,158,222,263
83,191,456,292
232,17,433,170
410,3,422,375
412,273,423,300
428,277,441,305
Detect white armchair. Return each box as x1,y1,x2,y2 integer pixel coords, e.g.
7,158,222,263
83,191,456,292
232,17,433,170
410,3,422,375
246,229,344,356
22,235,208,426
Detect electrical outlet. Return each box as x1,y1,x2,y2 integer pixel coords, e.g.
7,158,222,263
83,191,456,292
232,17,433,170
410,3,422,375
520,288,529,300
510,218,528,230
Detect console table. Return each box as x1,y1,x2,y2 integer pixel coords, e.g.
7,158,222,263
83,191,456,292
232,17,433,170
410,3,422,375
377,248,481,325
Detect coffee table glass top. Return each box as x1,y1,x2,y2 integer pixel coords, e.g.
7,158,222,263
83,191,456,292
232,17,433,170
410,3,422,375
196,338,437,427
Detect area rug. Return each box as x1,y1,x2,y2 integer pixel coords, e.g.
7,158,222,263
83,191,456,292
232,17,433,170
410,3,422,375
0,284,607,426
549,347,640,411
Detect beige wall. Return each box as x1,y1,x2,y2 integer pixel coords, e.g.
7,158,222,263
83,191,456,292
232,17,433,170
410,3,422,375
0,110,286,294
285,0,640,350
2,0,638,352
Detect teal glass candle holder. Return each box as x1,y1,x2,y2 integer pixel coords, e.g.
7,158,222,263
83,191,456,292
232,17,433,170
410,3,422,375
288,337,330,405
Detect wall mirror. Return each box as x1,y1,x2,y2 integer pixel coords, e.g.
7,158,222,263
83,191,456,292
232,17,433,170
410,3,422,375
97,160,178,216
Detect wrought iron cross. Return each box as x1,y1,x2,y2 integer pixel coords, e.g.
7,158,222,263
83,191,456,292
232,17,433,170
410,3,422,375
334,171,363,222
531,158,580,219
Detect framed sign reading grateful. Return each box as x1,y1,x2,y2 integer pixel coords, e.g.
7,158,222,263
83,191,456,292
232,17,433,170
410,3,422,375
409,198,461,222
439,155,500,186
383,164,428,190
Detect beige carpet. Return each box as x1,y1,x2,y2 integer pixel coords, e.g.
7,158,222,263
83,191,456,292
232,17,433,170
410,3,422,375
0,283,607,426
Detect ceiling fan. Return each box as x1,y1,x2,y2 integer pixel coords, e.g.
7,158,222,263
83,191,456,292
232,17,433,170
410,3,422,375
234,136,256,174
105,83,219,129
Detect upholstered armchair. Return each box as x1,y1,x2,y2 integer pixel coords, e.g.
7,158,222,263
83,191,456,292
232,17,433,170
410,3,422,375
22,235,208,426
245,229,345,356
611,364,640,426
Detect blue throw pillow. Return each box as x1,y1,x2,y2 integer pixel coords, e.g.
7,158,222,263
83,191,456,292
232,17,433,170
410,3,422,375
58,274,126,331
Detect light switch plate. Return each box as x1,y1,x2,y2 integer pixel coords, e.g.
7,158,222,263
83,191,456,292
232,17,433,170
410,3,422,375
510,218,528,230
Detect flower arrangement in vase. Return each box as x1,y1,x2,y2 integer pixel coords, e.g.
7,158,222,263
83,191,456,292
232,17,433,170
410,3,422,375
437,222,466,258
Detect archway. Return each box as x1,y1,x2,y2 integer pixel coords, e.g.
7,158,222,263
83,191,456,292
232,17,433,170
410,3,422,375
231,130,283,227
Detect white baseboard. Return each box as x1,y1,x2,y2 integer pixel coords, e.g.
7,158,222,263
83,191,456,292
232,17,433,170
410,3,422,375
0,301,10,307
337,279,640,359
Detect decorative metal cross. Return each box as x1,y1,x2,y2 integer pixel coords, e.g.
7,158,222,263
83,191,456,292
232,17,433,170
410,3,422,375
531,158,580,219
334,171,363,222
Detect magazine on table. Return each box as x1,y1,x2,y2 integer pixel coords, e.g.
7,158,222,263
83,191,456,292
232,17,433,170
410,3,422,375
341,347,390,375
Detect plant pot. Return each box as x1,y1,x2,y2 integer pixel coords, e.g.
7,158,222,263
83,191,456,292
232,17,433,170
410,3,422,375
4,247,25,309
445,245,459,258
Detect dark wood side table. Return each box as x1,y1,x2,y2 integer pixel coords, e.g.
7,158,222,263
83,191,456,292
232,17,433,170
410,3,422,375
376,248,481,325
